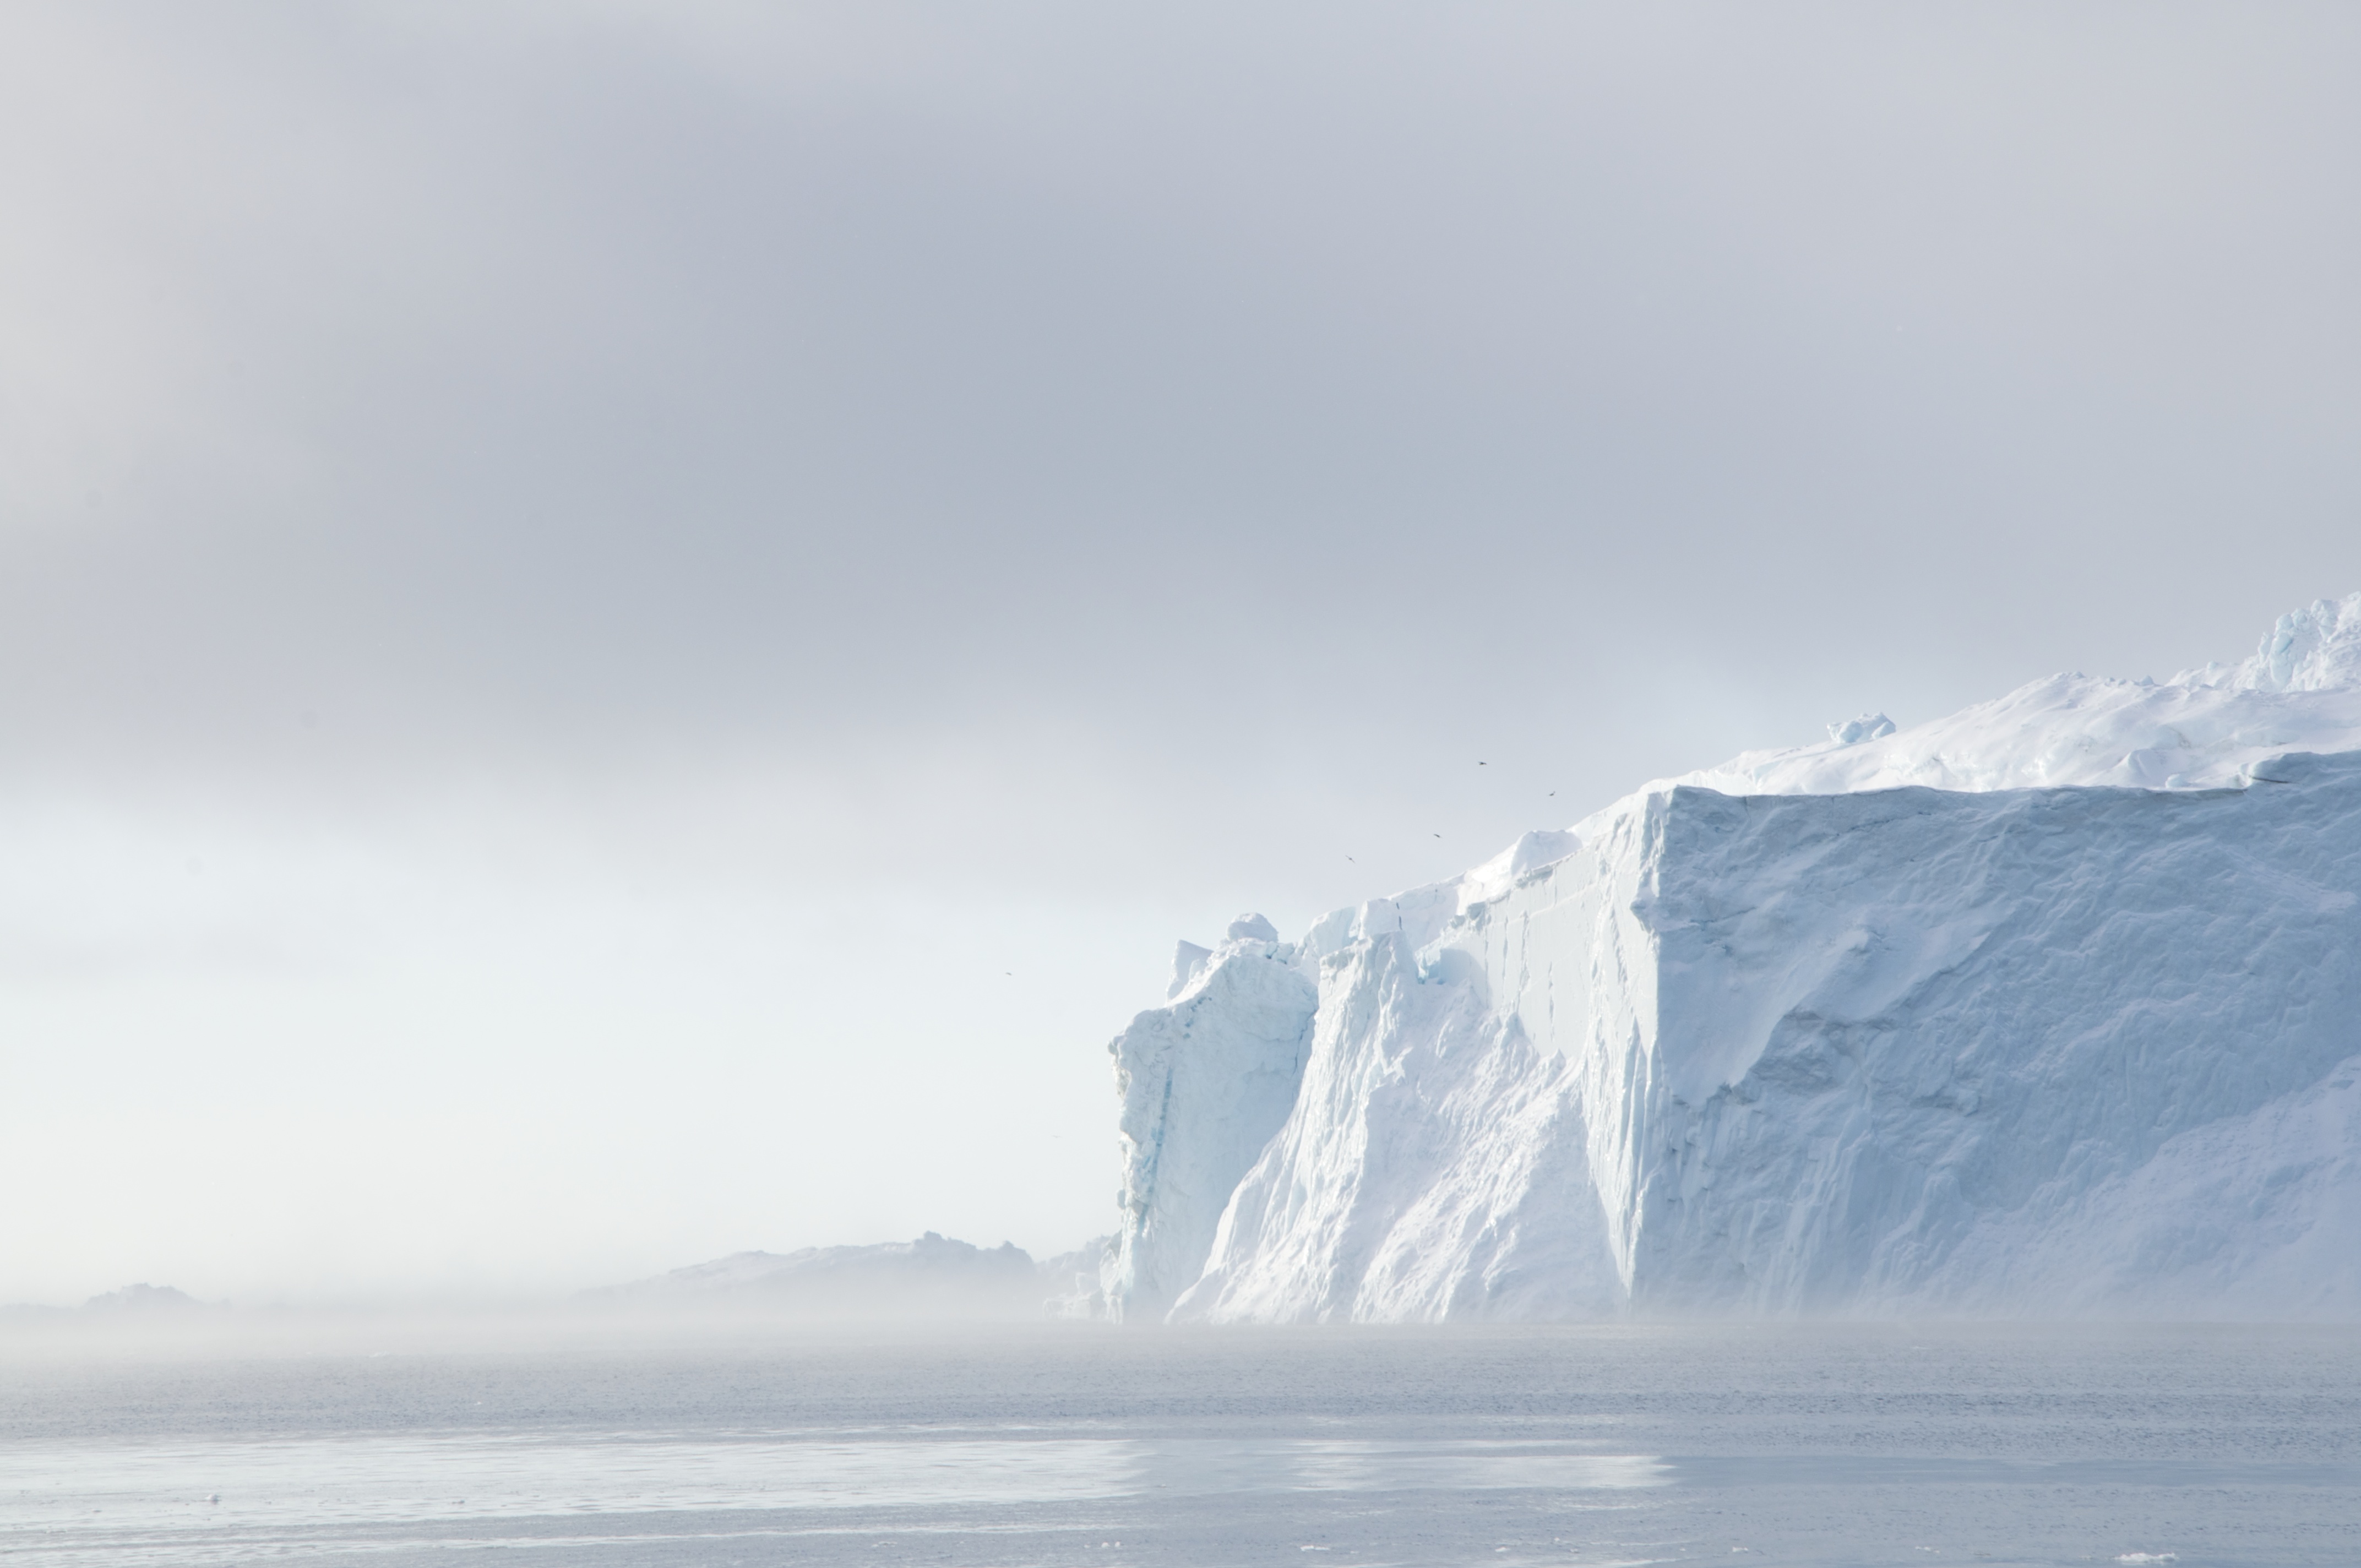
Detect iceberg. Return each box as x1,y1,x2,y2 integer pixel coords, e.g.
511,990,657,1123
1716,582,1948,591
591,1233,1103,1322
1098,594,2361,1320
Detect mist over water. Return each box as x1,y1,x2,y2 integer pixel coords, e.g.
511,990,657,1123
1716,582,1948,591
7,1321,2358,1567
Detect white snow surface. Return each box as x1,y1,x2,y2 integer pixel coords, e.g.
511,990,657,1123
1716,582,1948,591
1651,591,2361,804
1098,594,2361,1320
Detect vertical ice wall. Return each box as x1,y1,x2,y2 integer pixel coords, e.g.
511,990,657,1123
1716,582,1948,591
1624,757,2361,1311
1172,925,1623,1321
1099,915,1316,1321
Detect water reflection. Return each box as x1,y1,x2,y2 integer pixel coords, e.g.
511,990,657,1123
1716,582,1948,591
4,1325,2357,1566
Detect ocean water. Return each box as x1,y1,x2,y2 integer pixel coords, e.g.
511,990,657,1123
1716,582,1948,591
3,1322,2357,1567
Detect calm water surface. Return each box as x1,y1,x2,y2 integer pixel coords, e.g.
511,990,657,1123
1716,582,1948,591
3,1322,2356,1567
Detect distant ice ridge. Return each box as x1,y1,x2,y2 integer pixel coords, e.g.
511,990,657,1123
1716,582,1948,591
0,1283,209,1322
594,1233,1111,1322
1096,593,2361,1321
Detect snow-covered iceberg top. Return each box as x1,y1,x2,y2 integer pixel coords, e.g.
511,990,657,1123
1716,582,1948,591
1628,591,2361,808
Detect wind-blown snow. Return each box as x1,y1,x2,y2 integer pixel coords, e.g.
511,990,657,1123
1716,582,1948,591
1098,594,2361,1321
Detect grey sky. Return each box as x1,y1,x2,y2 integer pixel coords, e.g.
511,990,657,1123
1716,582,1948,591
4,3,2358,1303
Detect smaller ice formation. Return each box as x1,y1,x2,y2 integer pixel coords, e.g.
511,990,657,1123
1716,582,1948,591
82,1283,202,1312
592,1233,1107,1322
1096,593,2361,1321
1,1283,211,1324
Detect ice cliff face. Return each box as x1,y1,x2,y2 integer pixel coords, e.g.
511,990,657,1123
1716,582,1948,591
1102,914,1316,1319
1100,594,2361,1320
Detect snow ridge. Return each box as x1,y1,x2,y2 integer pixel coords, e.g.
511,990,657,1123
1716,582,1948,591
1628,589,2361,804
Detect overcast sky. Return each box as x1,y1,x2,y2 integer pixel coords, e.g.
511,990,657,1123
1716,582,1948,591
4,2,2358,1305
